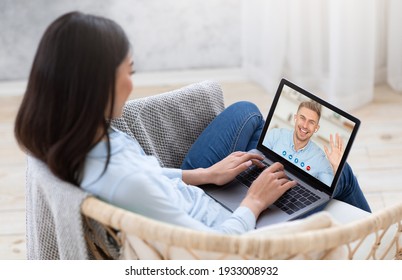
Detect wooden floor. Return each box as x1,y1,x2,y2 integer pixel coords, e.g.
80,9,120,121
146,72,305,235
1,79,402,259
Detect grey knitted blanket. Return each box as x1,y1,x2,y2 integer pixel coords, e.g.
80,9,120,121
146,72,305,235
25,80,225,259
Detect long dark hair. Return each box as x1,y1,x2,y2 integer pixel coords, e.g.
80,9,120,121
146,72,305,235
14,11,130,185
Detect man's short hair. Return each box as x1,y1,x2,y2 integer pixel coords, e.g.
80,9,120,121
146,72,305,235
297,100,322,121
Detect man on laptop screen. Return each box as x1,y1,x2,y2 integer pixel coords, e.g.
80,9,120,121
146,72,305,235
261,84,352,188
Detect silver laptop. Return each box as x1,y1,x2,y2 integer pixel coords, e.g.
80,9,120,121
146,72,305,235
202,78,360,228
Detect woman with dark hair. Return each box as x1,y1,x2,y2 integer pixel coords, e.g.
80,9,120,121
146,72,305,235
15,12,370,234
14,11,130,186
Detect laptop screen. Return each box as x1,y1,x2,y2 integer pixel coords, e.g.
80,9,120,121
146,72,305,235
258,78,360,195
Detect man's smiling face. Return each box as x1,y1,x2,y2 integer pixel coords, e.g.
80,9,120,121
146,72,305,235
294,107,320,143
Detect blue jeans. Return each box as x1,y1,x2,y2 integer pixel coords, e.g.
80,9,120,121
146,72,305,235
181,101,371,213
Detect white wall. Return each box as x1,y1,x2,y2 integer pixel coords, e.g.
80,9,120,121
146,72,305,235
0,0,242,81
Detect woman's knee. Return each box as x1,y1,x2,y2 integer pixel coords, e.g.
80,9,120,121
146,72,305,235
226,101,261,115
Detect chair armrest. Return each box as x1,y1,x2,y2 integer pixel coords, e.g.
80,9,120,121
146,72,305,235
111,80,225,168
82,196,402,259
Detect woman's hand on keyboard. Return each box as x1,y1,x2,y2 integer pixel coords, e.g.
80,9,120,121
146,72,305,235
240,162,297,219
181,151,264,186
205,151,265,186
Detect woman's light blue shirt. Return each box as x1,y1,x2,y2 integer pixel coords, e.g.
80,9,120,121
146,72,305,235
80,129,256,234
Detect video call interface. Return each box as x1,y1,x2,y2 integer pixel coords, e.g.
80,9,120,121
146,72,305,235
261,85,356,187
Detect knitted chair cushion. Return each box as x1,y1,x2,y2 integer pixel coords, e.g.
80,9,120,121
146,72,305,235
111,80,225,168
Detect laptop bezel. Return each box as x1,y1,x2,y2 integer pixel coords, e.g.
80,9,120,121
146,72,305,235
257,78,361,196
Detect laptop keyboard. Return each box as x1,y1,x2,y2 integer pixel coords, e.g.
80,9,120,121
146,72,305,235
236,165,267,186
236,165,321,215
274,185,320,214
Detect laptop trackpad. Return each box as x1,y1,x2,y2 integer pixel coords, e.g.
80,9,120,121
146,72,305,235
205,181,248,212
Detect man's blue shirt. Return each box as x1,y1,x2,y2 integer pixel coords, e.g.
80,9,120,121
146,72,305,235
262,128,333,186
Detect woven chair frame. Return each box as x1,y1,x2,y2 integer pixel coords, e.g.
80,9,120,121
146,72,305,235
81,197,402,260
